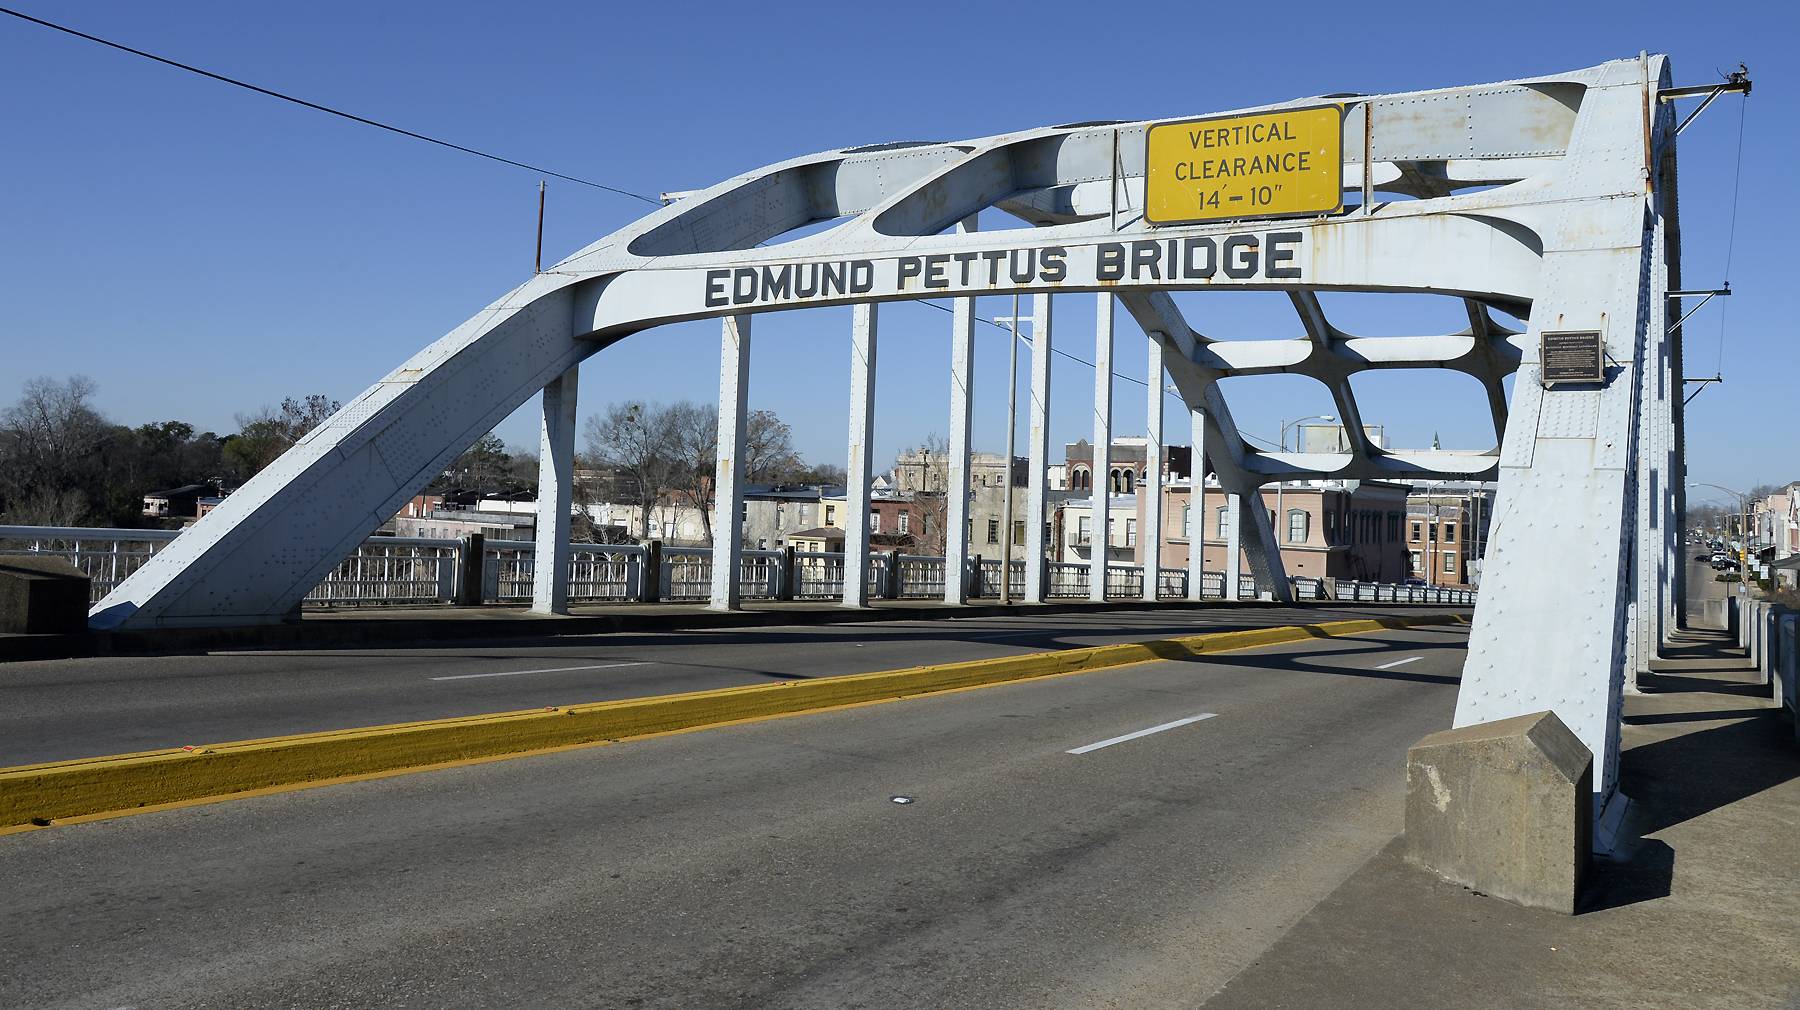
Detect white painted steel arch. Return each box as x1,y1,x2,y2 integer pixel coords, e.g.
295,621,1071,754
95,56,1686,806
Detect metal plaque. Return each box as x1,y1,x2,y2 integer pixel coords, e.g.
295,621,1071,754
1145,105,1343,225
1539,330,1604,386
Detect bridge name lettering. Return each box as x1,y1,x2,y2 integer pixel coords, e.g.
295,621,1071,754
700,231,1305,309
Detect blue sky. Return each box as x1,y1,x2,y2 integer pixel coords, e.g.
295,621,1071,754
0,1,1791,502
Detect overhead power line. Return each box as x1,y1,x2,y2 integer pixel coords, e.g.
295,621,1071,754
0,6,661,205
909,298,1286,449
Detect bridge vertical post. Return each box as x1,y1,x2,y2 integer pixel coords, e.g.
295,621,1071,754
1188,406,1207,601
530,366,578,615
944,216,978,606
843,303,878,608
456,532,485,606
1024,293,1054,603
1090,295,1113,602
1224,492,1242,599
1454,169,1658,810
1628,220,1672,688
709,315,751,612
1142,338,1165,600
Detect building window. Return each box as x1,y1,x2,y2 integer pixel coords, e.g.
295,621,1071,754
826,504,836,524
1325,511,1336,542
1182,505,1191,538
987,519,999,544
1411,550,1422,571
1411,521,1421,542
1429,524,1438,542
1444,552,1456,573
1444,523,1456,543
1012,520,1025,546
1388,513,1401,541
898,511,910,534
1078,515,1092,544
741,503,749,522
757,538,767,549
868,512,880,532
1217,506,1229,538
1123,470,1135,493
1287,509,1308,543
800,504,810,524
1125,518,1138,546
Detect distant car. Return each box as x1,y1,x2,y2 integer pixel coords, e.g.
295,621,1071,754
1402,577,1426,587
1695,552,1713,561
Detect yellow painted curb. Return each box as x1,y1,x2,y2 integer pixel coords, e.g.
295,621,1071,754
0,613,1467,828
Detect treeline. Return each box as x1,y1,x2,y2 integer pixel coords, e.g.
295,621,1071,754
0,378,846,537
0,377,349,528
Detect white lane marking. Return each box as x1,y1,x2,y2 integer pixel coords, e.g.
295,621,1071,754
1374,656,1423,670
1067,713,1217,755
429,662,649,682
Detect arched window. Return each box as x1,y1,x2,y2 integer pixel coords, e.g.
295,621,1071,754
1122,470,1135,493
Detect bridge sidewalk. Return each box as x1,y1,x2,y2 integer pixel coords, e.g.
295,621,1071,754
1200,627,1800,1009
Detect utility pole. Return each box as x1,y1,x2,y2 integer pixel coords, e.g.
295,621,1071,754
997,294,1022,605
535,180,546,274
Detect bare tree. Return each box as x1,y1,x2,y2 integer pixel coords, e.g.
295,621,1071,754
899,434,951,555
0,376,115,524
743,410,801,481
583,401,679,540
667,402,718,544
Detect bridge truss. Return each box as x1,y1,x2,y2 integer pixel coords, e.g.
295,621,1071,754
96,56,1688,802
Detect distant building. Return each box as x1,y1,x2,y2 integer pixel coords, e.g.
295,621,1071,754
1293,422,1387,453
788,527,846,553
393,508,534,541
1152,477,1411,583
741,484,843,550
1404,484,1496,588
1055,495,1139,565
143,483,215,519
1063,437,1192,495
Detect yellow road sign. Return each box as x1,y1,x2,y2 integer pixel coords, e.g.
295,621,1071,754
1145,105,1343,224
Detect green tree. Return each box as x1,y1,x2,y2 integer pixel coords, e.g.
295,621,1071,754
222,394,341,481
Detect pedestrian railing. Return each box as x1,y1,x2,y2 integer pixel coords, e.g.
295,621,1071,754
0,525,1477,611
310,537,458,606
1333,580,1476,605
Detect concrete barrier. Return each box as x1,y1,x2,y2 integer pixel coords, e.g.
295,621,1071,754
0,557,90,635
1779,610,1797,744
1405,710,1592,914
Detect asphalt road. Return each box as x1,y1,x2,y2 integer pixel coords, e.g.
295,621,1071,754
0,603,1461,765
0,622,1469,1010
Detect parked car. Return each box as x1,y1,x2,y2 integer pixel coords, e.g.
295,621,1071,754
1402,577,1427,587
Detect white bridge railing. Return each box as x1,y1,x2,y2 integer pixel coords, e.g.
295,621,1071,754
0,525,1476,610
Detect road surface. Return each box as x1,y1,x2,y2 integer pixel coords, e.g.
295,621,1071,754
0,603,1460,765
0,622,1469,1009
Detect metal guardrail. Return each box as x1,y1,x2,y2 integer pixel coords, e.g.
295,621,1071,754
0,525,1478,610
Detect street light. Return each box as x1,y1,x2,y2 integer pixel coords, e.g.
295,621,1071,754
1688,481,1752,584
1274,414,1334,557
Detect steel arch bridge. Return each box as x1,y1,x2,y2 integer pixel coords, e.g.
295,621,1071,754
95,56,1689,802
